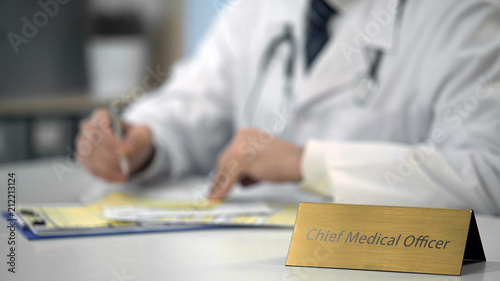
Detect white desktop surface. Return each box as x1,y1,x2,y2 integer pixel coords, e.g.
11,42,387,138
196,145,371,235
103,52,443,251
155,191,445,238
1,158,500,281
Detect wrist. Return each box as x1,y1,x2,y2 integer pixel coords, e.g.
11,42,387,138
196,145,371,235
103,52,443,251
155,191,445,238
131,145,155,174
286,145,303,182
299,140,332,197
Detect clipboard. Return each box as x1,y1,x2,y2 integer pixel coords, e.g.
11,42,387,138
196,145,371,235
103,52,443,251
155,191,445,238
3,191,299,240
2,212,222,240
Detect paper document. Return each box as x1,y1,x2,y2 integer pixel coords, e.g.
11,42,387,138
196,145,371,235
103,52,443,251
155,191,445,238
100,192,298,227
104,202,273,221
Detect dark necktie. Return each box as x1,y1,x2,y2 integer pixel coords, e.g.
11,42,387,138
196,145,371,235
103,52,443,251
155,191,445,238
305,0,337,71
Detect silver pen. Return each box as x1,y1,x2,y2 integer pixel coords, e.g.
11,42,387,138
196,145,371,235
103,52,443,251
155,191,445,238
109,106,129,178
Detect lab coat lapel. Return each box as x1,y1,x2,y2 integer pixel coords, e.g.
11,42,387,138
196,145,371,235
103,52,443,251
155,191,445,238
293,0,398,113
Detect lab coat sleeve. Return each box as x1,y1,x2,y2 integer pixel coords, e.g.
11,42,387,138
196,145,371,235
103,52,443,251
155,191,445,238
122,2,254,181
301,2,500,215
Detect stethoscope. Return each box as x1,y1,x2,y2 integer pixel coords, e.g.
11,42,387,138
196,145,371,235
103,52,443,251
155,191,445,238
244,0,407,130
243,25,296,137
350,49,383,106
351,0,407,106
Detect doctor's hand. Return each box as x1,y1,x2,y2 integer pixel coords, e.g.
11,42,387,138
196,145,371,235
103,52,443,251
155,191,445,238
207,128,303,200
76,109,154,182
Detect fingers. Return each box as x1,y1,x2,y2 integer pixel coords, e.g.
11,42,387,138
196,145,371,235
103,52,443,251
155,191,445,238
121,122,147,153
206,127,304,199
76,136,125,182
207,130,256,200
121,124,154,174
76,109,126,182
76,152,124,182
207,148,244,200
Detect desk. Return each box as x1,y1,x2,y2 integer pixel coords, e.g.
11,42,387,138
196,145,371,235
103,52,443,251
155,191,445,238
1,158,500,281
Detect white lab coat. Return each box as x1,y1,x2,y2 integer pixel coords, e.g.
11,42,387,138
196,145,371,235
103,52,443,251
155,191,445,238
125,0,500,214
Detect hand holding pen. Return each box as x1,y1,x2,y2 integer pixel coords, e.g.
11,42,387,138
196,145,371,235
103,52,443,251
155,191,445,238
109,106,130,177
76,109,155,182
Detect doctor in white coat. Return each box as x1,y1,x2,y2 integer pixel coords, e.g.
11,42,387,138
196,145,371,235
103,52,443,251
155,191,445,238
77,0,500,214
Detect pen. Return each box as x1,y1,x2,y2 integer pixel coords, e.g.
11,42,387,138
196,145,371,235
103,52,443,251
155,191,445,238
109,106,130,178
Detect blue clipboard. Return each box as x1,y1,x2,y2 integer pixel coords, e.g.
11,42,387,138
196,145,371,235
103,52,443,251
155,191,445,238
2,212,228,240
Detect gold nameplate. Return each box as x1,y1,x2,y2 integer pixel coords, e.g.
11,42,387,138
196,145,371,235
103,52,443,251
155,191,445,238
286,203,485,275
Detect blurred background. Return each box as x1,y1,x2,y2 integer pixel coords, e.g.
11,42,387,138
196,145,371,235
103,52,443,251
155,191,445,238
0,0,227,164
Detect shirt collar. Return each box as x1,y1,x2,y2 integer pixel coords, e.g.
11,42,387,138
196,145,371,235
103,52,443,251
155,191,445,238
325,0,361,14
333,0,401,52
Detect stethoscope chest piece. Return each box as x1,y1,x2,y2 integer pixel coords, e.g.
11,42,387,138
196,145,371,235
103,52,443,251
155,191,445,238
351,74,378,106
